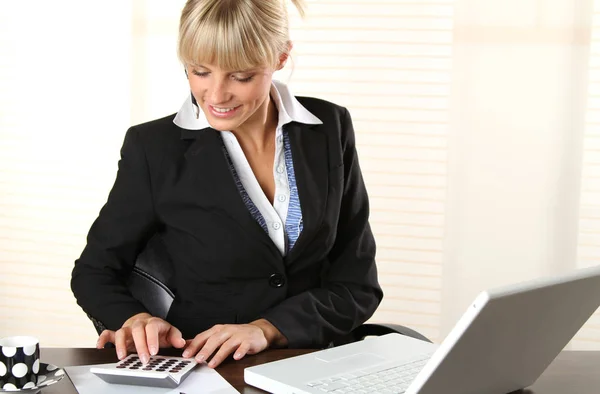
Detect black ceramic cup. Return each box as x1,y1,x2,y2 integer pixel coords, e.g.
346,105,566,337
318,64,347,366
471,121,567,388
0,336,40,390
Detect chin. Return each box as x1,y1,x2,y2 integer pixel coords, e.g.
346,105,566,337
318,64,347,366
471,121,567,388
207,119,239,132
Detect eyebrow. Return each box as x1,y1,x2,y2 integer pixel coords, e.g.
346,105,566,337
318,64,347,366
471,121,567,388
195,64,260,74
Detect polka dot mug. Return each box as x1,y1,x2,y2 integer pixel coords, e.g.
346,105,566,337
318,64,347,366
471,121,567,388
0,336,40,390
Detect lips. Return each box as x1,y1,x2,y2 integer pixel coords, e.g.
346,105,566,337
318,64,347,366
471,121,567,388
212,106,237,113
208,104,241,118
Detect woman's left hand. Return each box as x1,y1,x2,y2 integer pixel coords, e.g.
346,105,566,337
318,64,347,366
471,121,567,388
181,319,287,368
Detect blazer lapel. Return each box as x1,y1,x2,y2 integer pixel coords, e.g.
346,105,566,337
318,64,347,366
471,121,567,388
181,128,281,262
284,122,329,265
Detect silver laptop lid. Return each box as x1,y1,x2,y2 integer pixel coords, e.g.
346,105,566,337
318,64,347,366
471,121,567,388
409,264,600,394
245,265,600,394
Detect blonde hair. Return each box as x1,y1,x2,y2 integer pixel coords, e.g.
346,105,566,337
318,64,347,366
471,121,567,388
178,0,305,71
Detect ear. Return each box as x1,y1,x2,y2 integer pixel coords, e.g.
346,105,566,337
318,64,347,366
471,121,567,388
277,41,294,70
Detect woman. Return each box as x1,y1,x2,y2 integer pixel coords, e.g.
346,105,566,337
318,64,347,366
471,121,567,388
71,0,382,369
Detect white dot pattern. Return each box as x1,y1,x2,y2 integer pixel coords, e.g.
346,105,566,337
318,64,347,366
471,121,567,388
11,363,27,378
1,347,16,357
0,362,64,391
0,361,6,377
22,345,36,356
32,359,40,374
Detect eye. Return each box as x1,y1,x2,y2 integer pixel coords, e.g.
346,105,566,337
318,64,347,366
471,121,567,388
192,70,209,77
232,75,254,83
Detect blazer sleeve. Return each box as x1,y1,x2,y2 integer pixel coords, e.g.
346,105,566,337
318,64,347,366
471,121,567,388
261,107,383,347
71,127,158,330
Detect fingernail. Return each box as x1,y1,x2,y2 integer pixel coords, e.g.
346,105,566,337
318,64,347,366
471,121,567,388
182,351,190,358
141,354,149,364
196,354,205,362
117,351,125,359
234,353,242,360
208,360,215,368
149,346,157,355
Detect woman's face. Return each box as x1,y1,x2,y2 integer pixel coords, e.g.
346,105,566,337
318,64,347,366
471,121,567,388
186,62,277,133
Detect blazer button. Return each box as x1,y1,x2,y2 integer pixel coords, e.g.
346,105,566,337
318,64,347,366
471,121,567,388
269,273,285,288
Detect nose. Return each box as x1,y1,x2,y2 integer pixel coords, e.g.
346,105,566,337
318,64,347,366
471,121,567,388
208,79,230,104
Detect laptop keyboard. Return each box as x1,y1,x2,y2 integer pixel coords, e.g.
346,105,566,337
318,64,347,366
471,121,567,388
305,354,431,394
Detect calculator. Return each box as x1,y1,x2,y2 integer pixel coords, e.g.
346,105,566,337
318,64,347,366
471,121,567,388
90,354,199,388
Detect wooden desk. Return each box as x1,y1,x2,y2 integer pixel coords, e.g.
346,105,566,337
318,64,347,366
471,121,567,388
40,348,600,393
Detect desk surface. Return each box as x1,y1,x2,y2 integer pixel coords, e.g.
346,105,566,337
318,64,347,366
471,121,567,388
40,348,600,393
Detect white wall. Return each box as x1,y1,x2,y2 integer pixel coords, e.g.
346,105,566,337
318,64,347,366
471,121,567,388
0,2,135,346
442,0,594,344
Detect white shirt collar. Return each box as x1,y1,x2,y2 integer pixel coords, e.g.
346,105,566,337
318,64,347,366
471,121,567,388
173,80,322,131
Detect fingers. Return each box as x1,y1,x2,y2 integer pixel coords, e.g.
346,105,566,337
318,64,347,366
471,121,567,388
131,320,150,364
115,328,130,360
182,326,217,360
182,325,231,363
207,338,240,368
96,330,115,349
145,320,161,356
102,315,185,364
181,324,270,368
234,341,251,360
198,330,233,365
105,321,270,368
167,326,186,349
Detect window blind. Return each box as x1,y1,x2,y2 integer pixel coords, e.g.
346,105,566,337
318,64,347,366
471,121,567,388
285,0,454,341
574,0,600,350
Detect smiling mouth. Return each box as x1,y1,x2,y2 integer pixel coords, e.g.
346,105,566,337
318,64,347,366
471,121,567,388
210,105,240,113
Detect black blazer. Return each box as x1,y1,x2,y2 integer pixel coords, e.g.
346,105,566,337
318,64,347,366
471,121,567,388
71,97,383,348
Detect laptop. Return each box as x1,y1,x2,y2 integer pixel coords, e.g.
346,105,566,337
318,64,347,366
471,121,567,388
245,265,600,394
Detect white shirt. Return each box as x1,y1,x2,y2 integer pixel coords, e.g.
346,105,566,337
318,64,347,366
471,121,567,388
173,80,322,255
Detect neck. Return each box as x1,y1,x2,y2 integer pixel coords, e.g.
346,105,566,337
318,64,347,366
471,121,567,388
232,94,278,153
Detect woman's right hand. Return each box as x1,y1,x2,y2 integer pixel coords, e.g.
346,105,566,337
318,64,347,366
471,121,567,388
96,312,186,364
